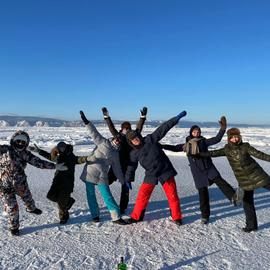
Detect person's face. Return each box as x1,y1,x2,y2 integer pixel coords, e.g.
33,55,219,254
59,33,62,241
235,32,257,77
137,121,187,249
14,139,27,151
192,129,201,138
121,128,128,135
131,137,141,146
229,135,241,143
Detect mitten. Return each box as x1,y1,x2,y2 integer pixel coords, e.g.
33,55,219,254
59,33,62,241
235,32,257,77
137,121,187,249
140,107,148,118
177,110,187,119
102,107,109,119
80,111,90,125
219,116,227,130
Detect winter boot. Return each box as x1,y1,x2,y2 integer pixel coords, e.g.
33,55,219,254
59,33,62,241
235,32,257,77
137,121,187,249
59,211,69,224
10,228,20,236
27,208,42,215
125,218,139,224
113,218,128,225
241,227,258,233
92,217,100,223
201,218,209,225
173,219,183,226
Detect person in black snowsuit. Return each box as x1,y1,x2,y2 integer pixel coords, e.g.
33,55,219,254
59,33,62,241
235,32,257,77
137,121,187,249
162,116,237,224
29,142,88,224
125,111,187,225
101,107,147,214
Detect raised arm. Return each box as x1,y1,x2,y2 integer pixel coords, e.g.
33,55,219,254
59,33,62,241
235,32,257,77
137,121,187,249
205,116,226,146
136,107,147,133
148,111,187,143
247,144,270,162
80,111,107,145
102,107,119,137
161,143,185,152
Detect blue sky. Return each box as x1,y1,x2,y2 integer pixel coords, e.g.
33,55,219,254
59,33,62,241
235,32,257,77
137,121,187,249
1,0,270,124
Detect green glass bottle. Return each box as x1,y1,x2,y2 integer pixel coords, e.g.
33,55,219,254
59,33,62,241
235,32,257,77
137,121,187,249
117,257,127,270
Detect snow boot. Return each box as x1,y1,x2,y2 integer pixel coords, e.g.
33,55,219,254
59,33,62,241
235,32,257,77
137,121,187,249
113,218,128,225
27,208,42,215
201,218,209,225
59,211,69,224
173,219,183,226
241,227,258,233
10,228,20,236
92,217,100,223
125,218,139,224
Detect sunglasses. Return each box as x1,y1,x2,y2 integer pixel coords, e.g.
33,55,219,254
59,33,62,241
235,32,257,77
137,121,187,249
15,140,27,145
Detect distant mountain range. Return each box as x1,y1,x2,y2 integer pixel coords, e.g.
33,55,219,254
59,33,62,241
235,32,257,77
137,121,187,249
0,115,269,128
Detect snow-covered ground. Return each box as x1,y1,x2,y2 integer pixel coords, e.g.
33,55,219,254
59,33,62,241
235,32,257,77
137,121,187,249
1,125,270,270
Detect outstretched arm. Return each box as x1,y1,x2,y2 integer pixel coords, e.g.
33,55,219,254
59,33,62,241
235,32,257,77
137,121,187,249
75,156,88,164
148,111,187,143
24,151,56,169
136,107,147,133
80,111,107,145
102,107,119,137
248,144,270,162
161,143,185,152
205,116,226,146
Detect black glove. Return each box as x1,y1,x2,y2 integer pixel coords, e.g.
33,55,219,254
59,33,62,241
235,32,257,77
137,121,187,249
80,111,90,125
140,107,148,118
102,107,109,118
177,110,187,119
219,116,227,130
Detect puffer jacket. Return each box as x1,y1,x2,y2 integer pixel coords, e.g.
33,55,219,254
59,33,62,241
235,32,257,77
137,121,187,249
208,142,270,190
125,116,180,185
0,131,56,192
80,121,125,185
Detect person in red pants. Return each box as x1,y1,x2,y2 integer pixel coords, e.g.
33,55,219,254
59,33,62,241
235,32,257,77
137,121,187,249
125,111,187,225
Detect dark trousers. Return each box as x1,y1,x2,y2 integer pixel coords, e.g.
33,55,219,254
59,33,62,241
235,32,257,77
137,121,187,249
198,176,235,219
108,168,130,214
243,184,270,229
120,185,129,214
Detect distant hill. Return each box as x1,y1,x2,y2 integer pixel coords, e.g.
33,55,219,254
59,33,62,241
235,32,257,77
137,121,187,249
0,115,269,128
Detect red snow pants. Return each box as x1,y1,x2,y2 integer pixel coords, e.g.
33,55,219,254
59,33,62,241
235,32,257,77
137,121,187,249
130,176,182,221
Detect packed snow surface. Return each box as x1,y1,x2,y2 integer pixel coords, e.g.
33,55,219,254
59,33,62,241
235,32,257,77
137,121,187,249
1,125,270,270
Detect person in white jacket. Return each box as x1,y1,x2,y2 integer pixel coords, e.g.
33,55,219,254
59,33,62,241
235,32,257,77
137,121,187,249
80,111,130,225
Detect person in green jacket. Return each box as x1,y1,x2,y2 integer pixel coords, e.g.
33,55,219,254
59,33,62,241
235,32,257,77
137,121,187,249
199,127,270,232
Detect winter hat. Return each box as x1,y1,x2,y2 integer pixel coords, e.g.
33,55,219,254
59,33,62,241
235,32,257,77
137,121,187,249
189,125,201,137
56,141,67,152
10,130,30,150
13,134,28,143
227,128,241,140
121,121,131,130
126,130,138,141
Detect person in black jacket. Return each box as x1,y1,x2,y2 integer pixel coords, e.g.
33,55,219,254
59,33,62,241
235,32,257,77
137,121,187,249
102,107,147,214
162,116,237,224
29,142,88,224
125,111,187,225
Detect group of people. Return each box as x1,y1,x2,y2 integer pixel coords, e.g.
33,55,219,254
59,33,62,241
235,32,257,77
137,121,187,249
1,107,270,236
